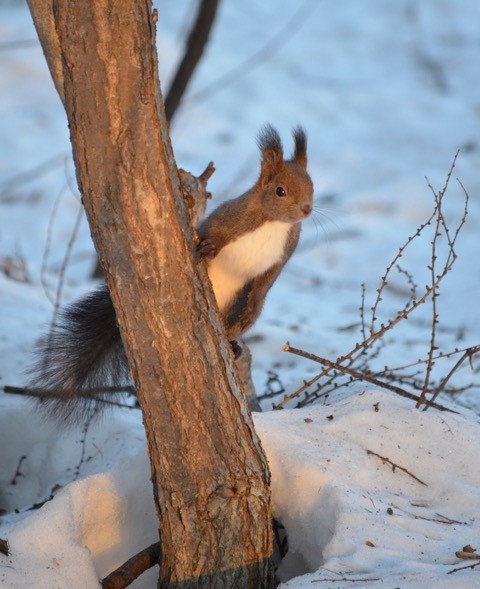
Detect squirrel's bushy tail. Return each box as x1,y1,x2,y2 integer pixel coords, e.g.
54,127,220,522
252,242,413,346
29,284,131,425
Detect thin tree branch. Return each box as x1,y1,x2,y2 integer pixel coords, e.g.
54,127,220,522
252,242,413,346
190,0,317,104
40,180,69,305
164,0,219,121
280,344,458,413
423,346,480,411
0,39,39,51
366,450,428,486
3,385,137,409
50,202,83,331
447,560,480,575
311,579,381,584
373,345,479,376
419,185,442,406
101,542,161,589
0,152,67,200
277,157,471,412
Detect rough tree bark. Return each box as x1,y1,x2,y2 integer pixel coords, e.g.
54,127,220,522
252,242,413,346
27,1,273,587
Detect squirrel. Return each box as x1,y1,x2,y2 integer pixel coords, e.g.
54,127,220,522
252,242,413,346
30,125,314,423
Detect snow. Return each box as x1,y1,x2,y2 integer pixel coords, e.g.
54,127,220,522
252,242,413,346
259,391,480,587
1,0,480,587
2,391,480,588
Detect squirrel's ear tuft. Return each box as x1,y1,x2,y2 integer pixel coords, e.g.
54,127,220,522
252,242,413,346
257,124,283,156
292,126,307,169
257,124,284,186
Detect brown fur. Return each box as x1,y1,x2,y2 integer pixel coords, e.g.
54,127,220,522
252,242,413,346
198,125,313,338
29,125,313,424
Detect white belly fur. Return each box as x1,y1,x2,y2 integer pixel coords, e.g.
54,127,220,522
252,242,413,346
207,221,291,311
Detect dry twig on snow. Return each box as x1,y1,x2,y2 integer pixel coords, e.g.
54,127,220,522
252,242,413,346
366,449,428,486
101,542,161,589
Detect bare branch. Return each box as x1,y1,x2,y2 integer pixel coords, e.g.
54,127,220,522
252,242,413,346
366,450,428,486
277,155,473,414
50,201,83,331
370,206,437,336
0,39,39,51
191,0,317,103
281,344,457,413
164,0,219,121
101,542,161,589
419,180,442,406
0,153,66,201
447,560,480,575
423,346,480,411
3,385,137,409
359,282,367,342
311,578,381,584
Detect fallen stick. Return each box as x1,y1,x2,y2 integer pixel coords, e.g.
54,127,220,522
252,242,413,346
366,449,428,487
101,542,161,589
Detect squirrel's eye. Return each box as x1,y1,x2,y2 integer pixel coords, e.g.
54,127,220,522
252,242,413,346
276,186,286,197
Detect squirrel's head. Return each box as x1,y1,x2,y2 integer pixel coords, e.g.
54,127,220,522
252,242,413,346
256,124,314,223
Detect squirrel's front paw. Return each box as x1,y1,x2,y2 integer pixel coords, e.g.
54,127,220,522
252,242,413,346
197,239,217,260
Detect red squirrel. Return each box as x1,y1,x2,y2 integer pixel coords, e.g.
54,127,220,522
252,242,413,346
30,125,313,422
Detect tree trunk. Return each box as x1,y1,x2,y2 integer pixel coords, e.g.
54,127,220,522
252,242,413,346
27,1,273,586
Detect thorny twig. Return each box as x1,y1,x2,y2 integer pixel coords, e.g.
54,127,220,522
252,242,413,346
423,346,480,411
281,344,457,413
275,155,477,411
73,411,95,480
369,207,436,338
395,265,418,310
258,371,286,402
359,282,367,342
373,345,479,377
366,450,428,486
420,182,442,405
417,151,463,407
447,560,480,575
417,173,470,407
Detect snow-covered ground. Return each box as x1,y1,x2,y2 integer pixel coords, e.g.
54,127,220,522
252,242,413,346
1,0,479,587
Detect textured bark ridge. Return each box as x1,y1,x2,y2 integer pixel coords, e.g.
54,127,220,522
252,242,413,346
27,1,273,586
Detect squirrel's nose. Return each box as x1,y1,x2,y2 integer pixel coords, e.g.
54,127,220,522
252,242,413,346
301,204,312,216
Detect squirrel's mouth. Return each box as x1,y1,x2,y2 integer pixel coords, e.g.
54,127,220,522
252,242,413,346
301,204,312,217
292,204,312,222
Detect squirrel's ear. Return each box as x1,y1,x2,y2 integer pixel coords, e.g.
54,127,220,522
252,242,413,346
292,126,307,169
257,124,284,187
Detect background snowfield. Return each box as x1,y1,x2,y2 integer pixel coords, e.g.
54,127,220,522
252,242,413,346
1,0,479,587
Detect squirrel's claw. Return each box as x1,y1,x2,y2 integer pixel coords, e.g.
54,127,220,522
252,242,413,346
197,239,217,260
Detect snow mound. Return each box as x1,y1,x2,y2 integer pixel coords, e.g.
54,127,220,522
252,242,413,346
1,390,480,588
256,390,480,587
1,434,158,589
